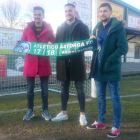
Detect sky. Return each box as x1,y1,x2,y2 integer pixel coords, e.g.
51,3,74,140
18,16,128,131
0,0,140,31
121,0,140,10
1,0,139,10
0,0,140,15
0,0,67,31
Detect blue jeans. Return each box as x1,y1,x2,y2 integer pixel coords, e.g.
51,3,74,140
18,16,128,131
95,80,122,129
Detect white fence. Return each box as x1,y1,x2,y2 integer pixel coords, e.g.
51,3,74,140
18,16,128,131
1,28,140,96
0,27,92,95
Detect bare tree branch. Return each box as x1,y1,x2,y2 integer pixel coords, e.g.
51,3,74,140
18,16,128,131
25,2,44,21
0,0,21,28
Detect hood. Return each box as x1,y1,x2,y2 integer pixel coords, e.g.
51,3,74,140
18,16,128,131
93,17,123,35
26,21,52,32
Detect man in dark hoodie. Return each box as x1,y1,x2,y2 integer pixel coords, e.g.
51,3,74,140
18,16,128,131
51,3,89,126
87,3,128,138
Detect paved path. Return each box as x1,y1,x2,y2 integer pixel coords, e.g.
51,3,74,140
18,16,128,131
122,62,140,72
122,62,140,76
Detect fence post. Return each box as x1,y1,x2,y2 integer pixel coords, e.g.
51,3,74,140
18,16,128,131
124,54,126,62
139,47,140,64
91,78,97,98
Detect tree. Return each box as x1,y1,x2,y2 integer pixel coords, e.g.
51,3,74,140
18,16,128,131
0,0,20,28
25,2,44,21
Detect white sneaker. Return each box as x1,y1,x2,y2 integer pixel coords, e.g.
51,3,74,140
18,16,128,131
52,112,68,122
79,115,87,126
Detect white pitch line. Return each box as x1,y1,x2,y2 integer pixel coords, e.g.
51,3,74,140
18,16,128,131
106,94,140,99
0,94,140,115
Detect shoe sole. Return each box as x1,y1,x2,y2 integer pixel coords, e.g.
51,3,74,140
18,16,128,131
80,121,87,126
80,123,87,126
23,114,34,121
87,127,106,130
45,117,52,121
107,135,118,138
51,118,68,122
42,115,52,121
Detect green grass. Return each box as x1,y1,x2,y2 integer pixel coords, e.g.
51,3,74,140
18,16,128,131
0,76,140,140
120,76,140,96
0,92,77,111
0,97,140,140
0,49,20,55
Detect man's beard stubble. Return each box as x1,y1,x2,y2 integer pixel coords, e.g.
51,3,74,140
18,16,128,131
100,17,110,23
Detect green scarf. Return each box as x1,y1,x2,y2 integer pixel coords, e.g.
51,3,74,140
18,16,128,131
13,38,97,56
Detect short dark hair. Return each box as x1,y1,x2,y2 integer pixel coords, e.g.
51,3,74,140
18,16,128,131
64,3,75,8
33,6,45,14
99,3,112,11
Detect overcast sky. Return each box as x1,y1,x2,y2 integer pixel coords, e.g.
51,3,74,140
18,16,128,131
121,0,140,9
0,0,140,10
0,0,140,31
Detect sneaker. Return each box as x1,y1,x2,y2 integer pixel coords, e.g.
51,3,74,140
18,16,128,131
87,121,106,129
23,109,34,121
107,127,120,138
79,115,87,126
42,110,52,121
51,112,68,122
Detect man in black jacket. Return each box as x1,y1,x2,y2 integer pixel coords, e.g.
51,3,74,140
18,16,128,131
52,3,89,126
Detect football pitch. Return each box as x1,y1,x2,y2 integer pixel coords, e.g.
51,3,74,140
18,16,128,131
0,76,140,140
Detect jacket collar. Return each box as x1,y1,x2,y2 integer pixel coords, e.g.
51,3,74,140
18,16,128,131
60,18,82,28
27,21,52,32
93,17,121,36
102,19,112,29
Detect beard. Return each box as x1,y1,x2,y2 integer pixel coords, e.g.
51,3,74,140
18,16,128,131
66,14,75,21
100,17,110,22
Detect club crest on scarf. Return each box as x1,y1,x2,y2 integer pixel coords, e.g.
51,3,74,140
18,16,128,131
14,41,31,54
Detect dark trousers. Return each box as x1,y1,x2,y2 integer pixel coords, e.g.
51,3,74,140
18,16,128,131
26,76,49,111
61,81,85,112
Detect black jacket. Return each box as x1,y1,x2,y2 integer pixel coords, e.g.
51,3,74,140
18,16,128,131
56,19,90,81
